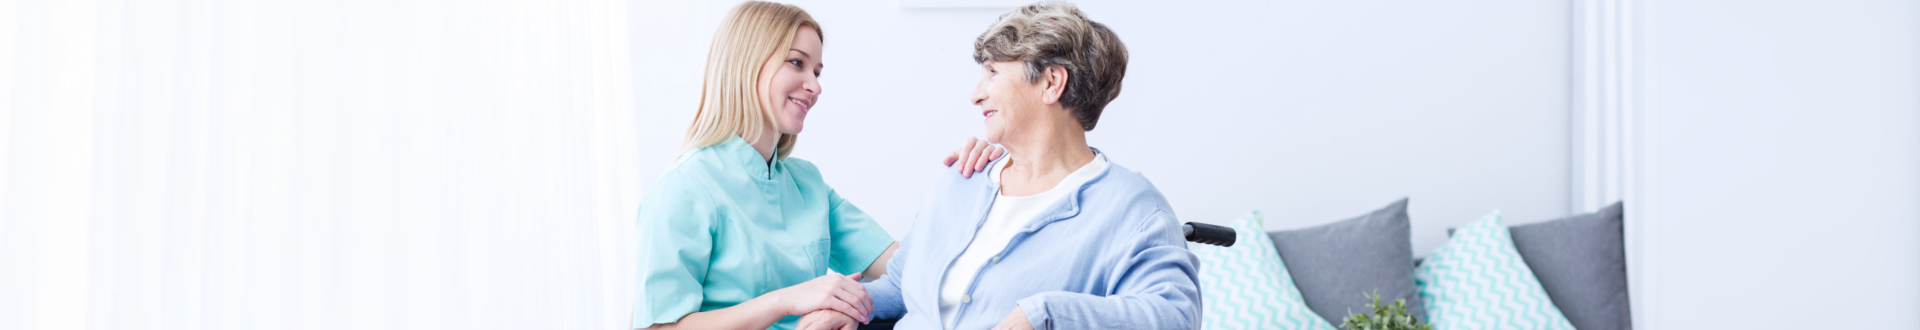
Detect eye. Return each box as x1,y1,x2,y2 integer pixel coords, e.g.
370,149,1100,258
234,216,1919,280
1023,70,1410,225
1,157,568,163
789,59,804,68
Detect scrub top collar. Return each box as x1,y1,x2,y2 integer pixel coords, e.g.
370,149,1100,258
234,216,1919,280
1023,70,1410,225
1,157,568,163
714,135,783,181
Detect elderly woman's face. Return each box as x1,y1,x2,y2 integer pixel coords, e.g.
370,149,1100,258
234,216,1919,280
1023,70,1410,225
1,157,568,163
971,61,1044,145
757,26,823,135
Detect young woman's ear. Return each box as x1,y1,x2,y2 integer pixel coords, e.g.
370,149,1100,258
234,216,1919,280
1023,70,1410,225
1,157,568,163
1040,65,1069,105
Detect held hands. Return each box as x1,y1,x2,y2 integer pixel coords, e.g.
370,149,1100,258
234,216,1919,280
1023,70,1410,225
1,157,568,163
769,272,872,323
797,303,1033,330
942,137,1006,178
796,309,862,330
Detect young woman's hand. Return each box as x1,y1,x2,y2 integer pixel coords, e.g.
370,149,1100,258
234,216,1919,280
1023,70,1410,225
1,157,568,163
767,272,872,322
795,309,861,330
942,136,1005,178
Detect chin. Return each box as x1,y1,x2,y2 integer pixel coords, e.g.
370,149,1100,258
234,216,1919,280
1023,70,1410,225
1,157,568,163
781,118,806,134
981,123,1000,143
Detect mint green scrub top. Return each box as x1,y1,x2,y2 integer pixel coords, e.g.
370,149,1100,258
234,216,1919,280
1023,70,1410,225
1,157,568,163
632,136,895,330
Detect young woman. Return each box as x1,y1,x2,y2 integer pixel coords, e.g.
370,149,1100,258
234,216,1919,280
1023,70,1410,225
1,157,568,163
632,2,1000,330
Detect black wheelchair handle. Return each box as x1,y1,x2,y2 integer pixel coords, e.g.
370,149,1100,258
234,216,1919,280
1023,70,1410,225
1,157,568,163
1182,222,1236,247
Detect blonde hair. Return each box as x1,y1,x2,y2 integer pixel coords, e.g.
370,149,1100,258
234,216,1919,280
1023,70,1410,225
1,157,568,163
683,1,822,159
974,1,1127,131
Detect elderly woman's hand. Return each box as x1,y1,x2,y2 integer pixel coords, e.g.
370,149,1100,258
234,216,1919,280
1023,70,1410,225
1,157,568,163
991,306,1035,330
765,272,871,322
942,136,1005,178
796,309,861,330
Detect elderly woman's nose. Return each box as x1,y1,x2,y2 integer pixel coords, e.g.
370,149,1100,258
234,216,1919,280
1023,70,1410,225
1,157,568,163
971,84,988,105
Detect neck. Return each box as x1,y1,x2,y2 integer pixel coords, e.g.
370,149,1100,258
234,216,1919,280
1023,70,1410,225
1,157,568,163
747,126,780,163
1000,119,1094,186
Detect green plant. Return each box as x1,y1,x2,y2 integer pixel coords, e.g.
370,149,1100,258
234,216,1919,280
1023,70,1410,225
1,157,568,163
1338,290,1433,330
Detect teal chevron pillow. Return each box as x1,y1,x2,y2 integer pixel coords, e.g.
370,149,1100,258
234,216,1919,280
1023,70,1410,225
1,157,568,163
1415,211,1575,330
1190,211,1337,330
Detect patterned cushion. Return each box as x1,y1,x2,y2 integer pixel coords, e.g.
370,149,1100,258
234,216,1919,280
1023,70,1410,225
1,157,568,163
1190,212,1336,330
1415,211,1575,330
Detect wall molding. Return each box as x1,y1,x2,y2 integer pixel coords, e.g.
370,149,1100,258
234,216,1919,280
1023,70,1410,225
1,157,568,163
1571,0,1642,214
1571,0,1651,328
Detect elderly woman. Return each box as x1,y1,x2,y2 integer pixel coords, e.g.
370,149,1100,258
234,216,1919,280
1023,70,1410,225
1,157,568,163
797,2,1201,330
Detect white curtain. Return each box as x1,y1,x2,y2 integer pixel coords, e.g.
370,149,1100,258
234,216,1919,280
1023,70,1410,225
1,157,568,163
0,0,639,329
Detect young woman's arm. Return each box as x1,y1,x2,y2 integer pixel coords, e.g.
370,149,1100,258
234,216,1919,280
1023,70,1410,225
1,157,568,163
642,273,873,330
636,172,874,330
642,296,786,330
862,242,899,280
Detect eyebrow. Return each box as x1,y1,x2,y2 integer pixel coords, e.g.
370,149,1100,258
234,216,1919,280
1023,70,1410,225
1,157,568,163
790,49,823,70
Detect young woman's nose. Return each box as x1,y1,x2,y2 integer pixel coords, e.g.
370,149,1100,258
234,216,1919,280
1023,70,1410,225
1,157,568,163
804,75,821,96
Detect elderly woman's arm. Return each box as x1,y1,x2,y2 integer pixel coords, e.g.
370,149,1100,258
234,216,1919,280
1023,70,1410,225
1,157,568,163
862,239,912,322
1004,210,1203,330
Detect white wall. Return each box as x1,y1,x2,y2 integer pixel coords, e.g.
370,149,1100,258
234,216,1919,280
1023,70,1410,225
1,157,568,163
634,0,1920,328
1635,0,1920,328
633,0,1574,255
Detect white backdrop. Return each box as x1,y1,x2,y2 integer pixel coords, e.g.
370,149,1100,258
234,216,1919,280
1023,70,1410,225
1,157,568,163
7,0,1915,329
0,1,639,329
633,0,1575,257
1633,0,1920,327
635,2,1920,329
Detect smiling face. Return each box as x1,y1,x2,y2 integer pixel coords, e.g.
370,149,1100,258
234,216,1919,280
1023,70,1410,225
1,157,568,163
971,61,1050,145
756,25,823,135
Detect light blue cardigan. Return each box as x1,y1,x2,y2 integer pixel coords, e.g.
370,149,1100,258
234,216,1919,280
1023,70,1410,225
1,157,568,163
864,151,1202,330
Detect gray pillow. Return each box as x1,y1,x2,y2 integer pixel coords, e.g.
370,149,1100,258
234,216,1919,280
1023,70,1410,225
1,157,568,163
1510,202,1631,330
1268,198,1424,325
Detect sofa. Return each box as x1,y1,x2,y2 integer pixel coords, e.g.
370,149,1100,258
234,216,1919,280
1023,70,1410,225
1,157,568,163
862,199,1628,330
1260,199,1629,330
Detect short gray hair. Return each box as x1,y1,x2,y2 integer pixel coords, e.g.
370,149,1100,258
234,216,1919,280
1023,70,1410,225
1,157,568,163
973,1,1127,131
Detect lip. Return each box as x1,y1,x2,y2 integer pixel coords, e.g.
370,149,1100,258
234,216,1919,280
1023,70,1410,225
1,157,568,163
983,110,997,119
789,97,813,111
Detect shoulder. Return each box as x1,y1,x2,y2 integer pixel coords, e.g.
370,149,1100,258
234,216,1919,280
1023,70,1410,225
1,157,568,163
928,158,995,195
781,156,823,179
645,151,727,203
663,147,731,177
638,164,723,231
777,157,844,203
1081,160,1180,229
911,161,996,222
781,156,817,168
1088,161,1170,206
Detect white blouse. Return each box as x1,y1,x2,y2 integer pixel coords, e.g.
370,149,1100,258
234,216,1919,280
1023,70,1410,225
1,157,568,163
936,152,1109,328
